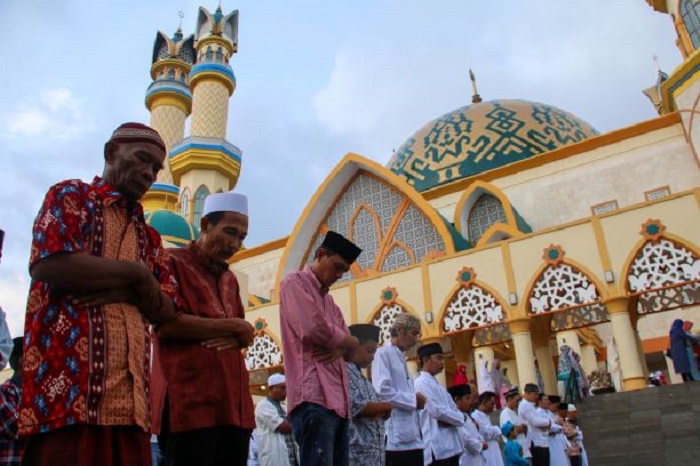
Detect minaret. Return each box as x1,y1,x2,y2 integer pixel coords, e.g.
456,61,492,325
143,24,195,212
169,5,243,224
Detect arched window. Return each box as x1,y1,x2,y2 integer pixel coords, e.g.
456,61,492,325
193,185,210,224
681,0,700,49
180,191,190,220
205,46,213,62
467,194,506,244
216,46,224,62
167,68,175,79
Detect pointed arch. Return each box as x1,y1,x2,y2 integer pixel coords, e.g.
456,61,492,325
454,180,527,246
179,187,191,221
623,222,700,315
275,153,461,294
348,203,382,271
192,185,210,224
525,245,610,332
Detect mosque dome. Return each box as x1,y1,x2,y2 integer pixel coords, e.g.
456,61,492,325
387,99,599,192
145,209,199,248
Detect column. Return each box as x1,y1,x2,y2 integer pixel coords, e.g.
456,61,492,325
473,347,494,391
508,318,538,387
580,345,598,375
606,296,646,391
534,344,558,395
501,358,519,388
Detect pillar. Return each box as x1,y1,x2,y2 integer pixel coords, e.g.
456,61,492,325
501,358,519,388
473,347,494,391
606,297,646,391
580,345,598,375
508,319,538,387
534,344,558,395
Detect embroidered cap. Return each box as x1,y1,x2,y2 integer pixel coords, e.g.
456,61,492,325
202,190,248,217
109,122,166,152
267,373,285,387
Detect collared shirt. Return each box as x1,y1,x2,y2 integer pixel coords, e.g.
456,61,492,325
499,407,530,458
414,371,464,465
151,243,254,434
472,409,504,466
0,374,23,466
371,343,423,452
347,362,384,466
517,400,551,448
457,413,484,466
279,266,351,418
20,177,178,437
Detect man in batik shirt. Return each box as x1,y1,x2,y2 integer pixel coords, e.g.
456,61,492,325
0,337,24,466
20,123,179,466
347,324,392,466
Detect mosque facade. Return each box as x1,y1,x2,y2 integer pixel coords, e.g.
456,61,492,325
144,2,700,395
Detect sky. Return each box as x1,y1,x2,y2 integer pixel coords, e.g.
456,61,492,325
0,0,683,337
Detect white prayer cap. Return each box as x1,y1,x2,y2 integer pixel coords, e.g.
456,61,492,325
202,190,248,218
567,403,577,412
267,373,285,387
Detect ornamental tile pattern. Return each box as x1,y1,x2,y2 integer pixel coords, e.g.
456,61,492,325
442,285,504,333
372,303,408,346
245,334,283,370
388,100,598,192
529,264,602,315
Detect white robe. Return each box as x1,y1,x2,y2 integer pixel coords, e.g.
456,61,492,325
499,407,530,458
543,410,569,466
414,372,464,465
371,343,423,452
457,413,485,466
472,410,504,466
255,399,294,466
478,359,496,393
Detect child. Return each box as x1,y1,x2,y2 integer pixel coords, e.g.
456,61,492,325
557,403,582,466
502,421,528,466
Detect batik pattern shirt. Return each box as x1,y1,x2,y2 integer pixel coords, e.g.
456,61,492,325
0,374,23,465
20,177,178,436
347,362,384,466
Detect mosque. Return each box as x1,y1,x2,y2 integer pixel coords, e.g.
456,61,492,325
141,2,700,396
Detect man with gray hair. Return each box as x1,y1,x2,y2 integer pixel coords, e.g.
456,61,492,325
371,313,426,466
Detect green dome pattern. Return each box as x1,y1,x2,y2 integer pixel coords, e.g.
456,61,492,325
145,209,199,247
387,99,599,192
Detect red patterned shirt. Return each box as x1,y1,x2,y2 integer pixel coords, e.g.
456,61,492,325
20,177,179,437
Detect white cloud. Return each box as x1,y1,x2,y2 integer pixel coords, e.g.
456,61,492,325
1,87,93,140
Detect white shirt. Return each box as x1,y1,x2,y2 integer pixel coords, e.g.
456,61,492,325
517,399,551,448
414,372,464,465
457,413,485,466
499,406,530,458
471,409,504,466
544,410,569,466
255,398,294,466
372,343,423,451
477,359,495,393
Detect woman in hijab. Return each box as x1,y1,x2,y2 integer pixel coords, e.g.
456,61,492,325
683,321,700,380
669,319,698,382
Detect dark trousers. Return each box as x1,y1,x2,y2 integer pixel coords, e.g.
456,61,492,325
431,454,460,466
386,449,424,466
530,445,550,466
569,455,582,466
682,372,694,382
290,402,349,466
165,425,251,466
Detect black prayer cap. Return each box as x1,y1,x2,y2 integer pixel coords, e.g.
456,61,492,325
548,395,562,403
524,383,540,393
417,342,443,359
321,231,362,264
447,384,471,398
9,336,22,371
505,388,520,400
349,324,380,343
557,402,568,411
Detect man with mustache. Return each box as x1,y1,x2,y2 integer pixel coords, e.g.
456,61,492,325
151,190,256,466
20,123,179,465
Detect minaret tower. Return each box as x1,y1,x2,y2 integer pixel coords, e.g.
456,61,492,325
143,23,196,212
168,5,243,224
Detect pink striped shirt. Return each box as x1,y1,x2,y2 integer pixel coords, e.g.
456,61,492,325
279,266,351,418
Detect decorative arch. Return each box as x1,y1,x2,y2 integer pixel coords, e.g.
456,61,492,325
244,318,283,371
438,266,512,347
680,0,700,50
367,287,425,346
526,245,610,332
275,153,463,293
454,180,527,246
179,187,191,220
624,219,700,315
192,185,210,224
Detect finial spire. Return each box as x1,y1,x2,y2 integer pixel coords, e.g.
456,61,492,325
469,68,482,104
652,54,660,71
178,10,184,30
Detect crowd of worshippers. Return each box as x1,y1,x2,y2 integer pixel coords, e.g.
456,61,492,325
0,121,588,466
